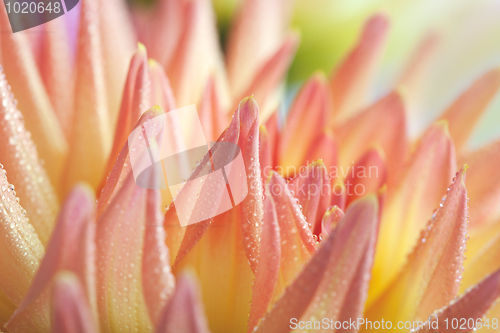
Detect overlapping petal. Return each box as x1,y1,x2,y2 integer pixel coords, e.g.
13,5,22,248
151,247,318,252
254,195,380,333
366,166,469,327
370,121,456,301
0,67,59,245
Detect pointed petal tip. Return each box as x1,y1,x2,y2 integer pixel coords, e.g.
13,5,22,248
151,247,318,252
137,42,147,54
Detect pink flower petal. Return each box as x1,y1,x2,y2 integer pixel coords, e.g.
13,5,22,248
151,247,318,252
304,129,338,170
367,166,469,322
39,18,75,140
344,147,387,206
96,0,137,122
247,195,281,332
166,0,230,108
239,35,299,119
155,274,210,333
6,184,96,332
268,171,316,294
335,91,407,187
254,195,380,333
102,44,151,190
288,161,332,235
198,76,227,142
370,121,456,302
278,74,331,172
62,0,112,194
96,106,165,218
51,271,98,333
458,137,500,230
330,14,389,121
413,268,500,333
142,187,175,323
259,125,273,178
0,67,59,245
0,165,44,307
0,5,67,185
175,97,263,273
439,68,500,149
226,0,293,99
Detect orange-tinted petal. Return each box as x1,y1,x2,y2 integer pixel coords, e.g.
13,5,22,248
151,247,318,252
413,268,500,333
247,195,281,332
259,125,273,178
268,171,316,295
255,195,380,333
239,35,299,120
174,98,263,332
344,147,387,206
225,0,292,99
96,173,153,332
330,14,389,121
0,6,67,186
146,0,184,68
6,185,96,333
104,44,150,186
175,97,263,272
370,121,456,302
439,68,500,149
304,129,337,170
63,0,111,194
164,204,184,267
367,166,468,325
51,272,98,333
462,225,500,292
167,0,229,108
198,76,227,142
155,274,210,333
97,0,137,122
398,32,440,98
330,178,347,211
0,68,59,245
142,187,175,323
278,74,331,172
149,60,177,112
288,160,331,234
96,106,165,218
0,165,44,306
335,91,407,186
39,18,75,140
458,138,500,229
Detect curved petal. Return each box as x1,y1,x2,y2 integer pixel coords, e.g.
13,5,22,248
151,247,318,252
247,194,281,332
0,165,44,307
155,274,210,333
6,185,96,333
51,271,98,333
439,68,500,149
0,67,59,245
0,5,67,186
254,195,380,333
304,129,337,170
344,147,387,206
278,74,331,172
370,121,456,302
62,0,112,194
367,166,469,324
288,160,331,235
330,14,389,121
142,187,175,323
335,91,407,186
413,268,500,333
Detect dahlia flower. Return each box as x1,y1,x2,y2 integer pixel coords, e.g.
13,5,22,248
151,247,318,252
1,0,500,332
